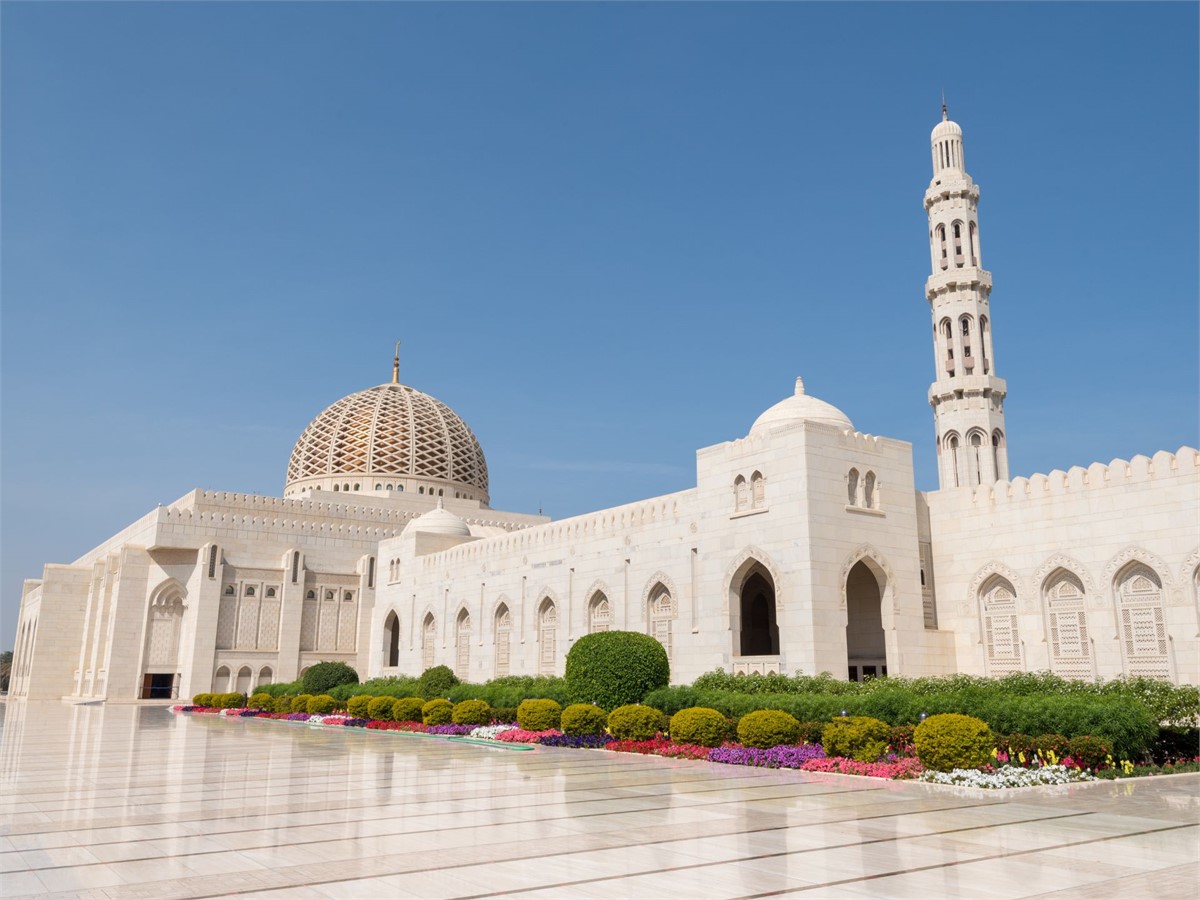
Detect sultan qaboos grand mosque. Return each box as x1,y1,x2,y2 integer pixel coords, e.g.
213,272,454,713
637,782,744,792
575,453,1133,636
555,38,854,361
9,108,1198,702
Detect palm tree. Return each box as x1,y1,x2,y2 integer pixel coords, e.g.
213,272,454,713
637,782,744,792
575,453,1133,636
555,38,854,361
0,650,12,692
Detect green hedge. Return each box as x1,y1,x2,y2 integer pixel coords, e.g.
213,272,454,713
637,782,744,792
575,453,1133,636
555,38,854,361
422,699,453,726
822,716,890,762
607,704,663,741
446,676,570,708
517,699,562,731
669,707,727,747
452,700,491,726
330,676,422,702
417,666,460,699
565,632,669,710
302,662,359,695
641,686,1157,758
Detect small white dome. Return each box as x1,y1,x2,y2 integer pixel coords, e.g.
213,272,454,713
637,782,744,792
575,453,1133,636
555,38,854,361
407,500,471,537
931,118,962,141
750,377,853,435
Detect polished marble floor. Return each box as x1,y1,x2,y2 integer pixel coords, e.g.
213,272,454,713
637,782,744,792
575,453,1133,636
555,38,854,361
0,702,1196,899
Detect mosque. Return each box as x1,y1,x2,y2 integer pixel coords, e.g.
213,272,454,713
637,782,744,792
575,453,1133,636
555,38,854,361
9,109,1198,702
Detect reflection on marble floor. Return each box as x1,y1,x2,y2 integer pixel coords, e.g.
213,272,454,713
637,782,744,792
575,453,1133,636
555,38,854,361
0,702,1196,899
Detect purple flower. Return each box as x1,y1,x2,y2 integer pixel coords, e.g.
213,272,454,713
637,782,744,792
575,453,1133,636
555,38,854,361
426,724,475,735
285,712,312,721
707,743,826,769
342,718,368,728
540,734,613,749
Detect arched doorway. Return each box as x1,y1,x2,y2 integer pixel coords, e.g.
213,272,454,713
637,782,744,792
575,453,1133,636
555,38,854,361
739,572,779,656
383,611,400,668
845,560,887,681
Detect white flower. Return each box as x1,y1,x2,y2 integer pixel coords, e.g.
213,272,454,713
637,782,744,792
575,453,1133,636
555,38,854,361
469,724,519,740
917,764,1097,789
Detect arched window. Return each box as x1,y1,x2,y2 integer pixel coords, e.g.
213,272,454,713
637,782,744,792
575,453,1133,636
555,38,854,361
1116,563,1170,678
384,611,400,667
257,666,273,688
224,585,235,595
750,471,765,508
213,665,231,693
588,593,611,633
969,221,979,265
422,614,437,671
980,576,1021,675
375,484,383,491
946,433,961,487
648,586,674,660
847,468,859,505
265,587,276,598
734,475,747,512
863,471,876,509
941,318,955,376
245,585,255,597
538,599,557,676
1043,570,1090,679
455,610,471,681
979,315,990,372
936,224,948,269
333,484,340,492
992,430,1003,480
419,487,425,495
398,485,404,492
306,590,316,600
343,483,350,491
494,604,512,678
235,666,252,694
970,431,984,484
952,220,964,266
353,483,360,491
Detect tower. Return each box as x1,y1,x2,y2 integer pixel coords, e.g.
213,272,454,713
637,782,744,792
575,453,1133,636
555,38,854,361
925,104,1009,489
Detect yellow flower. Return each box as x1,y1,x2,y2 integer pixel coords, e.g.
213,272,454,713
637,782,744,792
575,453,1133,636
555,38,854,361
1018,751,1026,764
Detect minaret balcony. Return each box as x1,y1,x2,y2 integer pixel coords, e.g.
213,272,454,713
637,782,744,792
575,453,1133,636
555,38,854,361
926,266,991,299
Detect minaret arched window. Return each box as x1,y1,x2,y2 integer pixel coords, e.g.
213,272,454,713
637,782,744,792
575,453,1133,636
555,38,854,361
941,318,954,376
945,433,961,487
979,316,991,373
970,431,985,484
952,221,964,267
968,221,979,265
992,430,1004,480
960,315,974,374
847,468,860,505
936,225,948,269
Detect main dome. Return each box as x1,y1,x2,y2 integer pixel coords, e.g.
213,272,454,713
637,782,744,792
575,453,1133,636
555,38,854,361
285,383,489,503
750,376,854,435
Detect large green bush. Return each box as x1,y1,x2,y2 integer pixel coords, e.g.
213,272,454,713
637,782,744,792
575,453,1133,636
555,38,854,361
452,700,491,726
607,704,663,741
565,631,669,710
422,698,454,726
822,716,890,762
914,713,994,772
290,694,314,714
669,707,727,747
192,693,212,707
301,661,359,695
737,710,801,749
517,699,563,731
247,692,273,710
306,695,339,715
392,697,426,723
560,704,608,735
417,666,460,699
331,676,422,702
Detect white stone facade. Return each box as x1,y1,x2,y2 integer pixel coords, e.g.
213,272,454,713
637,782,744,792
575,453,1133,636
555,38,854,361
10,110,1199,700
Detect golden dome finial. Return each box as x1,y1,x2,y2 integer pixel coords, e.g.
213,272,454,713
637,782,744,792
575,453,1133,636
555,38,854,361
392,340,401,384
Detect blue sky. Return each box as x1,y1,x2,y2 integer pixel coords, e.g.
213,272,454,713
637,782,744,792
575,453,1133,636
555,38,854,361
2,3,1197,650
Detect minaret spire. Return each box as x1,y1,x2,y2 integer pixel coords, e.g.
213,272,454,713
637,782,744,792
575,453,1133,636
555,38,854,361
391,340,401,384
923,109,1009,490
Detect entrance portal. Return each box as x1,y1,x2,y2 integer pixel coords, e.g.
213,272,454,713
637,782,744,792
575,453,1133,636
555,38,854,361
739,571,779,656
140,673,176,699
845,560,887,682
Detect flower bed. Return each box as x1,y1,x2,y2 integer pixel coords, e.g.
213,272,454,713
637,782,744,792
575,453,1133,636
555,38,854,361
708,743,828,769
800,756,924,779
918,764,1096,788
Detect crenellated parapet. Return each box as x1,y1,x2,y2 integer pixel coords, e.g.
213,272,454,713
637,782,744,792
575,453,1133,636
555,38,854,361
953,447,1198,508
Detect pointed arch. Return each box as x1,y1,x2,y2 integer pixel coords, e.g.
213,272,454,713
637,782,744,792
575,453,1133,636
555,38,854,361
1033,554,1096,602
1102,546,1172,592
382,609,401,668
455,606,472,681
493,599,512,678
1113,559,1171,679
1040,566,1093,680
838,545,896,611
421,611,437,671
536,595,558,675
726,548,783,659
640,571,679,610
978,572,1022,675
967,560,1026,611
586,580,613,634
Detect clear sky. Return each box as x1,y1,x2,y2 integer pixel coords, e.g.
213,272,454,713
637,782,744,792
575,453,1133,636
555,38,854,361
2,3,1197,650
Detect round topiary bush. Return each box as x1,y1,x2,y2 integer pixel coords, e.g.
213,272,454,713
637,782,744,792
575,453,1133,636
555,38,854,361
1066,735,1112,770
291,694,314,714
216,692,246,709
565,631,670,710
737,710,801,749
301,661,359,695
561,703,608,736
669,707,727,747
452,700,491,726
192,693,212,708
914,713,994,772
607,704,663,741
366,696,396,721
307,694,338,715
392,697,426,723
417,665,460,699
347,696,373,719
422,698,454,726
518,698,563,731
822,716,891,762
248,692,273,711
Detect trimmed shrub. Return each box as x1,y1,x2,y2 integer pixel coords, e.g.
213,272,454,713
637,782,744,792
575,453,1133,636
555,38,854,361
797,721,827,746
307,695,338,715
255,680,303,698
192,693,212,707
422,699,453,726
216,693,246,709
347,696,373,719
914,713,994,772
561,704,608,736
822,716,891,763
417,666,460,699
452,700,491,726
290,694,314,714
643,686,699,716
247,693,273,711
737,710,801,749
301,661,359,695
490,706,519,724
518,699,563,731
607,704,663,741
1067,735,1112,770
1034,733,1071,759
391,697,426,723
565,631,670,710
669,707,727,748
367,696,397,721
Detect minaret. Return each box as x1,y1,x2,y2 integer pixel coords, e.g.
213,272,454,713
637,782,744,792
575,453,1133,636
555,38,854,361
925,103,1009,489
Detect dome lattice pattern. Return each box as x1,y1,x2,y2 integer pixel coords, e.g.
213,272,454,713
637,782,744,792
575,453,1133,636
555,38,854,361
286,384,488,496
